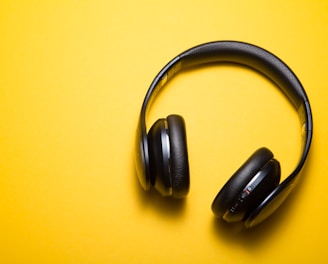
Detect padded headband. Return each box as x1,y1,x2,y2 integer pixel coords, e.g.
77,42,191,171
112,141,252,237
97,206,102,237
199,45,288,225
136,41,313,207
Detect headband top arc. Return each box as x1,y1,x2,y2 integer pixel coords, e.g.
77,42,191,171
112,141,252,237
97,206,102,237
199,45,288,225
136,41,313,192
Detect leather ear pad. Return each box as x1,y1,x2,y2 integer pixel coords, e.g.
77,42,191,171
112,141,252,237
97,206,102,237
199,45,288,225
167,115,190,198
211,148,278,219
148,118,172,196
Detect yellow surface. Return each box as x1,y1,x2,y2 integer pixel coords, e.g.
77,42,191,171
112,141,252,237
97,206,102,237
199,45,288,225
0,1,327,263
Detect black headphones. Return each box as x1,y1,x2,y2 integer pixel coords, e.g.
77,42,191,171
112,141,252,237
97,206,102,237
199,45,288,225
135,41,313,228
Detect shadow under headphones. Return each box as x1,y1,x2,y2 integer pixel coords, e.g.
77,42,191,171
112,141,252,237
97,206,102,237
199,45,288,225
135,41,313,228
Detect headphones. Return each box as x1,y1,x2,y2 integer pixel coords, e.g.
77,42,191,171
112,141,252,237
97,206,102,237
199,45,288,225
135,41,313,228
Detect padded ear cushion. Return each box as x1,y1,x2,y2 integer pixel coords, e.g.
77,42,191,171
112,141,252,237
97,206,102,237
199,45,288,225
211,148,275,218
148,118,172,196
167,115,190,198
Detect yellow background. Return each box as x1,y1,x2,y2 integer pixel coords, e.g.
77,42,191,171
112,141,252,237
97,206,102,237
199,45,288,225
0,1,327,263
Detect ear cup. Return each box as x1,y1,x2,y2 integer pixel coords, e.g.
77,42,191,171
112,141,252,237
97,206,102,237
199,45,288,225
167,115,190,198
147,115,190,198
223,159,280,223
211,148,281,222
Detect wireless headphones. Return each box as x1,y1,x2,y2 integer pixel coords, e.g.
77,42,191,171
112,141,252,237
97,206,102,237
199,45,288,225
135,41,313,228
